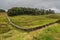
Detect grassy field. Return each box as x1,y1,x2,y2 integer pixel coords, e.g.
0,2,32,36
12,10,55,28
0,12,13,40
0,12,60,40
9,15,58,28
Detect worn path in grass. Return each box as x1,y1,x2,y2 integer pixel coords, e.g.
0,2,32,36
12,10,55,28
6,14,59,32
0,13,60,40
10,15,58,28
6,15,60,32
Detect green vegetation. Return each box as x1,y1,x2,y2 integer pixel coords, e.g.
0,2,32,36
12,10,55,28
7,7,55,16
9,15,58,28
36,24,60,40
0,12,60,40
0,9,5,12
46,14,60,19
0,13,13,40
0,13,11,34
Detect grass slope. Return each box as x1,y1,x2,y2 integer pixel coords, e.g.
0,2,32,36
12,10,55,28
9,15,58,28
0,13,60,40
0,12,13,40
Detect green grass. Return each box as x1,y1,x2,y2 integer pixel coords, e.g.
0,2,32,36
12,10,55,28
36,23,60,40
0,13,60,40
0,13,13,40
5,23,60,40
46,14,60,19
0,13,12,34
9,15,58,28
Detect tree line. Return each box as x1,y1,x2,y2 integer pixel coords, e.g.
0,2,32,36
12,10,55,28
7,7,55,16
0,9,5,12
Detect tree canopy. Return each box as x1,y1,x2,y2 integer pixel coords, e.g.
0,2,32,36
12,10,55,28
0,9,5,12
7,7,55,16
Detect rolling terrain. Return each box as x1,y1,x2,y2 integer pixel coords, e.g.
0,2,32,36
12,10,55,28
0,12,60,40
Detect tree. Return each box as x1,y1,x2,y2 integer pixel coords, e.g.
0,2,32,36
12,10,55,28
7,7,55,16
0,9,5,12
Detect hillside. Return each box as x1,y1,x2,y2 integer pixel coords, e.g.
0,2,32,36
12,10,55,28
9,14,58,28
0,12,60,40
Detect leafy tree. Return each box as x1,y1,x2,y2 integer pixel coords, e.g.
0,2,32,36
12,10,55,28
7,7,55,16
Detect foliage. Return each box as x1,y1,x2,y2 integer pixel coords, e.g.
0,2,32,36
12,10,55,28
0,9,5,12
7,7,55,16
